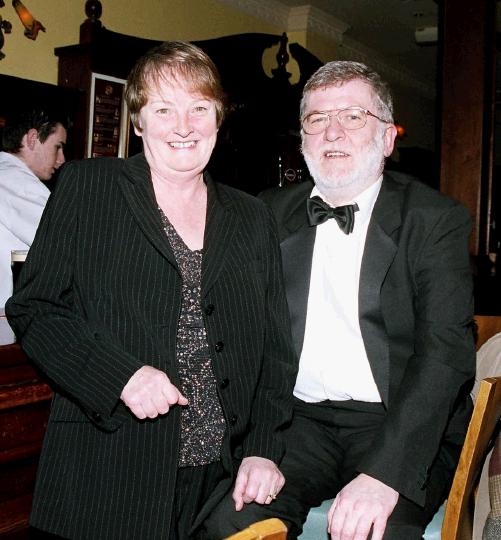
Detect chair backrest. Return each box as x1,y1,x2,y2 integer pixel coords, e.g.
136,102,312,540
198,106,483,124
224,518,287,540
474,315,501,349
441,376,501,540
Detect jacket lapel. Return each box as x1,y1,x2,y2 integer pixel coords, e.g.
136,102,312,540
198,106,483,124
119,153,177,267
359,174,403,404
201,175,238,296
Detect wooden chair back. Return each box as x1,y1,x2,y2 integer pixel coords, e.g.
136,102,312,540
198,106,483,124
441,376,501,539
474,315,501,349
224,518,287,540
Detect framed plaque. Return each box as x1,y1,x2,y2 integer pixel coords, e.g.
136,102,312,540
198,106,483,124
87,73,129,158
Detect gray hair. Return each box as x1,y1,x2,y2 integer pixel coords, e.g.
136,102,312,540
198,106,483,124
300,61,394,123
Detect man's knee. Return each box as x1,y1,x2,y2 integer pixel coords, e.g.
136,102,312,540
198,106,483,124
382,523,424,540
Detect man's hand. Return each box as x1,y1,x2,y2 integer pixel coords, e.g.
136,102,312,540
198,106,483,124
120,365,188,419
232,456,285,511
327,473,399,540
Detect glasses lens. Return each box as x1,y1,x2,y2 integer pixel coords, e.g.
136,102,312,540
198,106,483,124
338,108,366,130
303,113,329,134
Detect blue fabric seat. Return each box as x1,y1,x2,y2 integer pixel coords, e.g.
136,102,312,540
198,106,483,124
297,499,445,539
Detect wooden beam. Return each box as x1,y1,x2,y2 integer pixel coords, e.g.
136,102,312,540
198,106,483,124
438,0,496,255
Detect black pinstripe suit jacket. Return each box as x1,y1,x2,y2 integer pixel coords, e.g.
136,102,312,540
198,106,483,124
6,152,297,540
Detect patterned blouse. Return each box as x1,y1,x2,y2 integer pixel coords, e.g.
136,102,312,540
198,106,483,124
159,208,226,467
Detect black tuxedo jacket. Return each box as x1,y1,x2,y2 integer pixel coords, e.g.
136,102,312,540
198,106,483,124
261,171,475,506
6,153,297,539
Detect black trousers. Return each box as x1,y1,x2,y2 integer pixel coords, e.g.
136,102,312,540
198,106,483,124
171,461,226,540
203,398,457,540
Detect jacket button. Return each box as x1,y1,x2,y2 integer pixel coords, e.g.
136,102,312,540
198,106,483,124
205,304,215,315
215,341,224,352
230,414,238,425
220,378,229,389
92,412,102,422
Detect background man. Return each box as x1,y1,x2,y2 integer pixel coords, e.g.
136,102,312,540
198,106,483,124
206,61,475,540
0,109,67,307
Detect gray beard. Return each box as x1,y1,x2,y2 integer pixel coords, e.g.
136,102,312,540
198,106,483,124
302,134,386,205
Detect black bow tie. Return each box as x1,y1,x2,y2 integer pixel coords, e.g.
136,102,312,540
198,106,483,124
306,196,359,234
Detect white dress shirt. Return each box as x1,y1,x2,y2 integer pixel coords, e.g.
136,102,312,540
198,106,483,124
0,152,50,307
294,178,383,403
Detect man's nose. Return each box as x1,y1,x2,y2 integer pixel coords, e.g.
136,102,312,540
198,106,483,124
324,116,346,142
56,150,65,167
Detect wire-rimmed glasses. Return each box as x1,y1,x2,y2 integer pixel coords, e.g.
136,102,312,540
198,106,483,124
301,106,390,135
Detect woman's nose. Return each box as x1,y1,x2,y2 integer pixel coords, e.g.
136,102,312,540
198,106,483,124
174,113,193,137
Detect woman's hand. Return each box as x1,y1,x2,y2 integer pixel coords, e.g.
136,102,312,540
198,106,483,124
120,365,188,419
232,457,285,511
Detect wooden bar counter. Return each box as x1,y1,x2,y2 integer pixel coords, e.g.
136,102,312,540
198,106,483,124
0,317,51,539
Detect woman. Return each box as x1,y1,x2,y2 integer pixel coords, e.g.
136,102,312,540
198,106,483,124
6,42,297,540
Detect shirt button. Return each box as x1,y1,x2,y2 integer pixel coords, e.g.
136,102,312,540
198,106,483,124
215,341,224,352
220,378,229,389
205,304,215,315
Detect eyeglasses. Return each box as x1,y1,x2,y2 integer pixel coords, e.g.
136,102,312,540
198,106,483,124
301,107,390,135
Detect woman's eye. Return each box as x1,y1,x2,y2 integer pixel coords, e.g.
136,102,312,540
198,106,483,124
192,106,208,115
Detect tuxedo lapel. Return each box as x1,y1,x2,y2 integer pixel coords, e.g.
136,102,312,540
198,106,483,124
359,175,403,404
119,153,177,267
282,225,315,358
279,191,316,358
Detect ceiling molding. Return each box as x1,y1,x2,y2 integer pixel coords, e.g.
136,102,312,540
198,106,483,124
287,5,350,43
216,0,435,98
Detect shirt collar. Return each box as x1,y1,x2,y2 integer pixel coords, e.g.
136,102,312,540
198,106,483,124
310,175,383,227
0,151,37,178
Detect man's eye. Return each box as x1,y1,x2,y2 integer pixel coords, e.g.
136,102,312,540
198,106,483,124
343,110,363,121
309,115,326,125
156,108,170,114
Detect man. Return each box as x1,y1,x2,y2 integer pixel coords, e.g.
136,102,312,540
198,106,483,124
0,109,67,306
205,61,475,539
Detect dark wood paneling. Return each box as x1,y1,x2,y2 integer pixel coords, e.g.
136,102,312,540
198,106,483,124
0,345,51,539
439,0,497,255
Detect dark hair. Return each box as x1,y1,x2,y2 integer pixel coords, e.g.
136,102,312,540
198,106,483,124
125,41,226,130
300,60,394,123
2,108,70,153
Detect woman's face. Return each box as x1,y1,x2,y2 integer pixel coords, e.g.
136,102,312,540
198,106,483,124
135,76,218,181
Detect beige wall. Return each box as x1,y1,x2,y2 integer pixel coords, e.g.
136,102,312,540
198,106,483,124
0,0,434,150
0,0,281,84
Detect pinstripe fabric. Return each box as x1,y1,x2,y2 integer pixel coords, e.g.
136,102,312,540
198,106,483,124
6,152,297,540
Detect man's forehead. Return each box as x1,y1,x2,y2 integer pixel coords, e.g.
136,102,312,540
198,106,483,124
305,80,375,108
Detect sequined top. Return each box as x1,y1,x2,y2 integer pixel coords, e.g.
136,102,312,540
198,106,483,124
159,209,226,467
